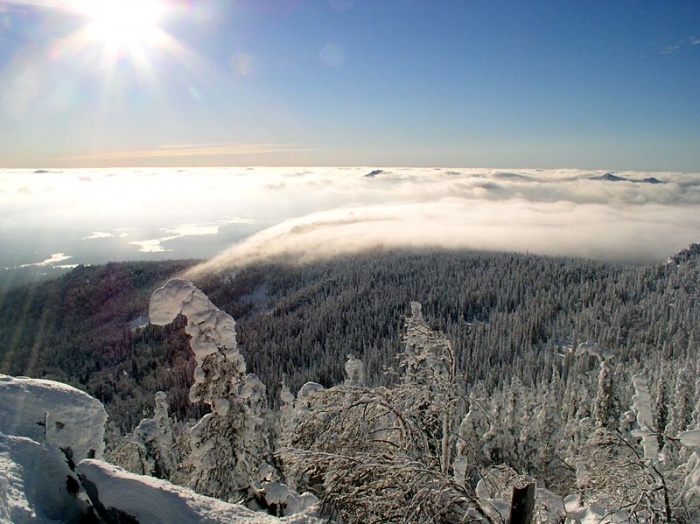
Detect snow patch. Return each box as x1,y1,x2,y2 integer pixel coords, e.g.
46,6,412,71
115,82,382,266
680,430,700,448
260,482,319,517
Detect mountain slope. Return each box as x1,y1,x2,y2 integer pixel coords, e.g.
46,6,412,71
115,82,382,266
0,248,698,435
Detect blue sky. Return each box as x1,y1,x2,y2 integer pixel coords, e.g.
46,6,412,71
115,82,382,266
0,0,699,170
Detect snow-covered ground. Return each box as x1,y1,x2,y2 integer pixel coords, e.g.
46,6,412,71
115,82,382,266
0,434,88,523
0,375,104,523
0,373,322,523
77,460,320,524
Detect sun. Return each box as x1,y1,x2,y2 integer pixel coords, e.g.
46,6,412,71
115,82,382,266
76,0,168,54
51,0,206,103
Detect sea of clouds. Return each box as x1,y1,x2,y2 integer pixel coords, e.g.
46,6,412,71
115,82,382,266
2,167,699,279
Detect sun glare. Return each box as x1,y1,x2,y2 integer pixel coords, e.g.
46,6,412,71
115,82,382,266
48,0,206,103
77,0,168,53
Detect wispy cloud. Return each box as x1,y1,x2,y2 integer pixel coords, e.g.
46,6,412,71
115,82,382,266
53,143,313,166
1,1,58,8
661,37,700,54
0,1,82,15
662,45,682,55
188,198,700,276
158,142,237,150
82,231,114,240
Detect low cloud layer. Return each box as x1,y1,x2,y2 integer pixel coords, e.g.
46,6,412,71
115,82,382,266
2,167,699,273
185,167,700,276
189,196,699,277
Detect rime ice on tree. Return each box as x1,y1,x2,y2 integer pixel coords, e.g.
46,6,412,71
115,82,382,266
149,279,277,502
344,355,364,386
630,374,659,463
400,301,455,387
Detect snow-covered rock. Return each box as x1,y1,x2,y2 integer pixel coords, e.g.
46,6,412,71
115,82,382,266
564,493,642,523
296,382,324,402
0,375,107,522
0,374,107,462
260,482,319,517
77,459,322,524
533,488,566,524
0,434,89,523
475,466,566,524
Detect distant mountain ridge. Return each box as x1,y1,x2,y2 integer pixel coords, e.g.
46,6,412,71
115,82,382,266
593,172,664,184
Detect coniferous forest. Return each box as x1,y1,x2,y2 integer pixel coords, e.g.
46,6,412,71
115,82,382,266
1,245,699,522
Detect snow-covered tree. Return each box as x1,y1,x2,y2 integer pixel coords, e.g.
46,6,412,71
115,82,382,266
399,301,460,474
277,379,296,432
663,365,695,465
280,302,490,523
399,301,456,388
574,429,672,523
580,343,621,430
110,391,177,479
669,364,695,437
630,374,659,463
343,354,364,386
149,279,277,502
525,390,561,487
655,365,672,453
281,384,491,523
455,389,491,475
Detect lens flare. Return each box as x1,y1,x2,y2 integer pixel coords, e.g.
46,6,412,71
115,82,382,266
76,0,168,54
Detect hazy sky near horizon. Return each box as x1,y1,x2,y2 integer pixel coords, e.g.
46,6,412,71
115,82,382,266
1,0,699,170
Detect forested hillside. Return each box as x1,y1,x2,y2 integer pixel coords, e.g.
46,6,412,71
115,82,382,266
208,248,698,400
0,247,698,438
0,260,203,430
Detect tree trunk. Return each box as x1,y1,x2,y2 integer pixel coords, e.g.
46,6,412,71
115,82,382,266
441,411,450,474
509,482,535,524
